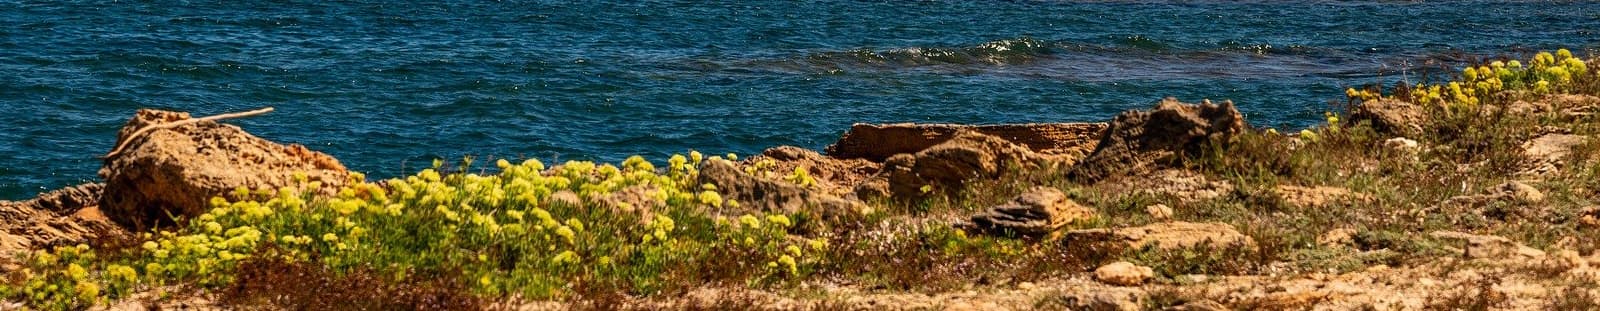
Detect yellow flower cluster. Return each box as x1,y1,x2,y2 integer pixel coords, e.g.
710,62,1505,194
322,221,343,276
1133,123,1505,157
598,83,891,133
1348,49,1591,113
10,149,833,305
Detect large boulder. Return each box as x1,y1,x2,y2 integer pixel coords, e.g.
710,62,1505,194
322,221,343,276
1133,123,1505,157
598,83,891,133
698,158,865,215
826,123,1106,163
1067,98,1245,183
959,186,1095,237
99,109,349,230
854,131,1052,200
1350,99,1427,137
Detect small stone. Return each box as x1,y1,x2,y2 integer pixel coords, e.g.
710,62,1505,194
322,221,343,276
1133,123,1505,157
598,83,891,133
1176,274,1209,284
1382,137,1420,149
1384,137,1419,151
1146,204,1173,220
1094,261,1154,286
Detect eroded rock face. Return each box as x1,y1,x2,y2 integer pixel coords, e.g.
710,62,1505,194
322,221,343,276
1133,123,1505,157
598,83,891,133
699,159,865,215
959,186,1095,237
826,123,1107,162
1350,99,1427,137
0,183,119,256
1063,222,1255,252
99,109,349,230
746,146,880,197
854,131,1053,201
1067,98,1245,183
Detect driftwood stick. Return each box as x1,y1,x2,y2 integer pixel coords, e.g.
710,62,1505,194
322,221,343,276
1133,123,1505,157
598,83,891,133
103,107,275,159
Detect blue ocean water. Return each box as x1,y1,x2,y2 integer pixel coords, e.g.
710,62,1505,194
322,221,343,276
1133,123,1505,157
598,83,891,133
3,1,1599,200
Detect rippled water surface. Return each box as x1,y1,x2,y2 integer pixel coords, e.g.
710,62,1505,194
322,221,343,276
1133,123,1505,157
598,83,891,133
4,0,1599,199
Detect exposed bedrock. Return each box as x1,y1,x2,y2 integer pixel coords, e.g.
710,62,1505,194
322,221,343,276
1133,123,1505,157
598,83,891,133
99,109,350,230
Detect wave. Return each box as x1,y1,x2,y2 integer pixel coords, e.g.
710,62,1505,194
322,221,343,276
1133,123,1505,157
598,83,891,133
803,37,1056,67
778,36,1349,71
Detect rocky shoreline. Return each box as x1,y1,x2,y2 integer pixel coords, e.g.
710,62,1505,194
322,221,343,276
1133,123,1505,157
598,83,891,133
3,89,1600,310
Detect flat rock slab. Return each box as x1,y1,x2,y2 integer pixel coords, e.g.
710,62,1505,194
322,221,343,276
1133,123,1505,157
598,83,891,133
1429,231,1546,259
1519,134,1589,176
1063,221,1255,252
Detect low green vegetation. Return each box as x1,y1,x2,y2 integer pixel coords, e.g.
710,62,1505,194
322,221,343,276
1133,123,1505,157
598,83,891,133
2,49,1597,310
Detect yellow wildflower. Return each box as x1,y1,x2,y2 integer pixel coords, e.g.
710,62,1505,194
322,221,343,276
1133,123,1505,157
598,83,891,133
555,226,576,245
75,281,100,300
767,214,792,228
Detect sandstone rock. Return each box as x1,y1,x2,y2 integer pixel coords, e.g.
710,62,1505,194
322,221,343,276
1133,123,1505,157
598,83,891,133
826,123,1106,162
1350,99,1426,137
1118,169,1233,204
0,183,121,256
746,146,880,196
959,187,1094,237
1064,222,1255,252
1546,250,1588,272
1094,261,1154,286
1067,98,1245,183
1519,134,1589,176
1166,299,1229,311
1550,94,1600,121
854,131,1051,200
699,159,864,214
1275,185,1370,208
1043,288,1147,311
1429,231,1545,259
99,109,349,230
1146,204,1173,221
1580,206,1600,228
